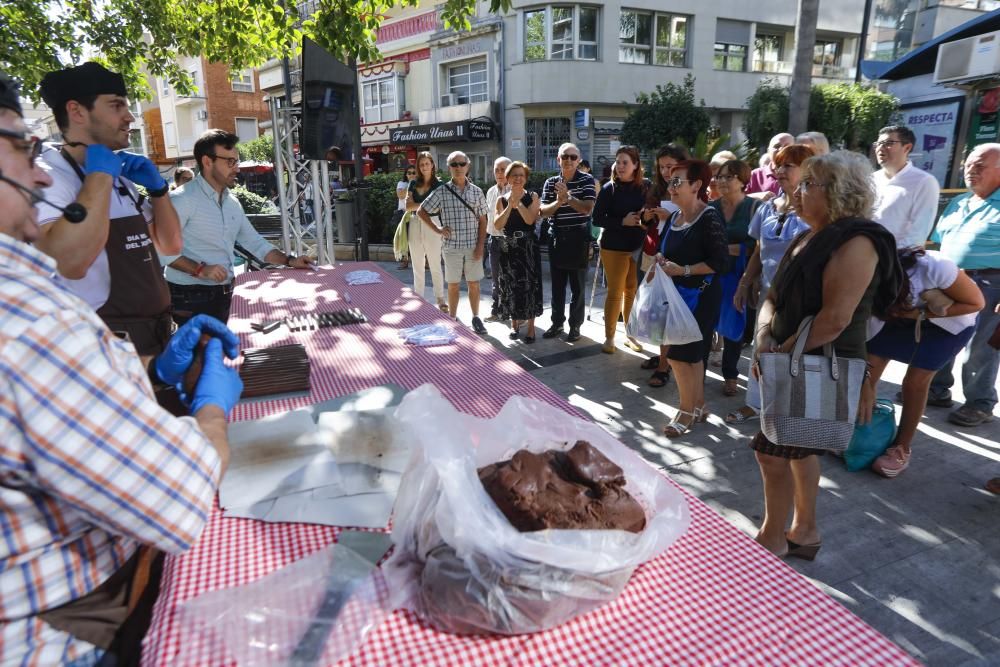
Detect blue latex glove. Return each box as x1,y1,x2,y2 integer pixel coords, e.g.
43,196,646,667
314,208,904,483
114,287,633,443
154,314,240,387
119,152,168,192
189,338,243,415
84,144,122,179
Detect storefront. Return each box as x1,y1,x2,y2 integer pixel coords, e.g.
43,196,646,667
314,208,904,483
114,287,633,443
388,118,499,181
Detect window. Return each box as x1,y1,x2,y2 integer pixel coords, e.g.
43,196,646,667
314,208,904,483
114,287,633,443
161,78,171,97
164,121,176,147
524,5,599,62
619,10,688,66
128,129,145,154
447,60,487,104
232,69,254,93
753,33,784,71
189,69,199,90
714,43,746,71
362,77,399,123
469,153,491,180
814,40,841,74
235,117,259,141
526,117,570,171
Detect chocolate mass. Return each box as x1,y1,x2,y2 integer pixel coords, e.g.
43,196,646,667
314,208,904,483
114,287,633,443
478,441,646,533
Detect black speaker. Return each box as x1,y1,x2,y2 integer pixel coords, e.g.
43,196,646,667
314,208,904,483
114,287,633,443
300,37,358,161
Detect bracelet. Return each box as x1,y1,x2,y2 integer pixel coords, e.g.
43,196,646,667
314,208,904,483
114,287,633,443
683,264,691,278
193,261,205,277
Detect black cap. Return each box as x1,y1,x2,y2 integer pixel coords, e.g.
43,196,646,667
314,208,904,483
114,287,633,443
0,71,23,116
39,62,127,112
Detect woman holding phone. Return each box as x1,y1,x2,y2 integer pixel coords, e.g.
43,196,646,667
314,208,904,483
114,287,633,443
592,145,650,354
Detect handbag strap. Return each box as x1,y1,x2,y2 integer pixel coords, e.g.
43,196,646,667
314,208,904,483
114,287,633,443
788,316,840,380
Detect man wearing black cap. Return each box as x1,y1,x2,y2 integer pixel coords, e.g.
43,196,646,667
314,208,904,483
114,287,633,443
0,70,242,667
34,61,183,356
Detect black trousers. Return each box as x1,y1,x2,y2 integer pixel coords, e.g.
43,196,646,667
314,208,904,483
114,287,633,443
549,264,586,329
168,282,233,326
488,235,503,316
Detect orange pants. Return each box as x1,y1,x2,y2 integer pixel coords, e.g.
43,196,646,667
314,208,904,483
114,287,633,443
601,248,638,341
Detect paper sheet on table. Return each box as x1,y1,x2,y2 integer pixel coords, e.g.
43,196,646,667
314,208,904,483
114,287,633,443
219,398,410,528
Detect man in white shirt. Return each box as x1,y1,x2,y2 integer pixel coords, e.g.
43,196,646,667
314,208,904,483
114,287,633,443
872,125,940,249
484,156,511,321
162,129,314,324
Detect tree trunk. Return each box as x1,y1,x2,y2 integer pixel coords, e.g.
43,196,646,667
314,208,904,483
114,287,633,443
789,0,819,135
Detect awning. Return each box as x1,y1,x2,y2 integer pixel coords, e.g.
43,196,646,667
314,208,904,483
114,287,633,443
388,118,496,145
238,161,273,173
861,8,1000,81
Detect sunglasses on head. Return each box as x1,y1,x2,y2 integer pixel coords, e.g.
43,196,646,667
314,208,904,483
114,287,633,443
449,161,468,168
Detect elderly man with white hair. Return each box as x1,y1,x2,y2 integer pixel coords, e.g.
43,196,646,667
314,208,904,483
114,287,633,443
925,142,1000,428
747,132,793,196
417,150,490,333
484,155,512,321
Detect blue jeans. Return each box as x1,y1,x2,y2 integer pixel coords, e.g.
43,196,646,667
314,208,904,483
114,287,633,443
931,272,1000,412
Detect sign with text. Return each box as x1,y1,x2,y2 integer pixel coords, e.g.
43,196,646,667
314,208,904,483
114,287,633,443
894,98,963,187
575,109,590,129
389,119,495,145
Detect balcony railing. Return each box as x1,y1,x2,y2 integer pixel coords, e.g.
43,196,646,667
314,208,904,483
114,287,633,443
752,60,856,80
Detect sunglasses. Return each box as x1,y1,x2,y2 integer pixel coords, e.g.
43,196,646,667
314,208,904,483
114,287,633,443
0,129,43,167
712,174,736,183
667,177,691,188
406,170,416,175
559,154,580,161
449,161,468,168
208,154,239,168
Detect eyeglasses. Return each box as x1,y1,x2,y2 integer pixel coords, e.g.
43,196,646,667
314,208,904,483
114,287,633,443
797,180,828,193
207,154,239,168
405,170,416,175
449,161,468,168
559,154,580,161
712,174,736,183
0,129,43,167
667,177,690,188
873,139,903,149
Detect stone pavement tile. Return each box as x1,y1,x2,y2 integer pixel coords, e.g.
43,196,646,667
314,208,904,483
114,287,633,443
922,617,1000,666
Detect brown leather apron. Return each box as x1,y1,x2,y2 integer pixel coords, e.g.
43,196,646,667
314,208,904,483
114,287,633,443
61,149,173,356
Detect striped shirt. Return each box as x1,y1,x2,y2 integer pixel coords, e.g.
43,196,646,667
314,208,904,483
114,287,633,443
541,171,597,228
931,188,1000,270
419,179,488,250
0,234,221,665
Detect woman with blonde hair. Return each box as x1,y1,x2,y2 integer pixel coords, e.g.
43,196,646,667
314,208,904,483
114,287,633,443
592,145,649,354
405,151,447,311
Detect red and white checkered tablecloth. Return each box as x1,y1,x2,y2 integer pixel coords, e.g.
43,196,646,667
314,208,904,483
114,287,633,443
142,263,918,666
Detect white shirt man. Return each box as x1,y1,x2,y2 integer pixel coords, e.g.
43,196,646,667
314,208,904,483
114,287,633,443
872,125,940,249
485,156,511,321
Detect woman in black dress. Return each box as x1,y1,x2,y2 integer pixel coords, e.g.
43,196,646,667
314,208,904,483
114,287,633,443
493,161,543,342
655,160,730,437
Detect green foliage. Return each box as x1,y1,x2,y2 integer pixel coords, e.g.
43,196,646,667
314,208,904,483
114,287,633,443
744,79,790,152
808,84,853,149
237,135,274,163
1,0,512,101
362,172,401,245
842,85,899,151
620,74,711,152
232,185,276,214
528,170,559,194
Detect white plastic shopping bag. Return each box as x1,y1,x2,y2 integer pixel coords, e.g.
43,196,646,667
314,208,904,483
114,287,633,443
383,384,691,636
627,265,701,346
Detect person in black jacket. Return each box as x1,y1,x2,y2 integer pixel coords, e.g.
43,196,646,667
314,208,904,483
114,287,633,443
593,145,649,354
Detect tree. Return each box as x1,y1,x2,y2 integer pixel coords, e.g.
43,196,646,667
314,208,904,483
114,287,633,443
744,79,790,151
620,74,711,152
238,135,275,163
788,0,819,135
0,0,512,101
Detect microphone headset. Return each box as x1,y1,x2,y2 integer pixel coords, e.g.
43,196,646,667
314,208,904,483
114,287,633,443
0,169,87,222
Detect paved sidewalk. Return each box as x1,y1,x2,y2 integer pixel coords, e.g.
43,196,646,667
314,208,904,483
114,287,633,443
377,255,1000,666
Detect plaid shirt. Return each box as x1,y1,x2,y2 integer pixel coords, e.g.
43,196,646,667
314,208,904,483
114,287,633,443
0,235,221,665
418,179,488,250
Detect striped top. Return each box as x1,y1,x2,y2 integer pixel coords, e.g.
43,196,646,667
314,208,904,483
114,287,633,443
541,171,597,228
931,188,1000,270
0,234,221,665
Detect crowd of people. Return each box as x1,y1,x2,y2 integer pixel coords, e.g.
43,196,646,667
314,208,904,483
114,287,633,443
1,56,999,665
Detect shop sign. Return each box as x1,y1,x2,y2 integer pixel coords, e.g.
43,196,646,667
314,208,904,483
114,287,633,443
389,119,496,144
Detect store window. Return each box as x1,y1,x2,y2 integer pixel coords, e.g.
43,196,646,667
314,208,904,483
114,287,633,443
362,77,400,123
447,60,488,104
235,117,259,141
524,5,600,62
526,117,570,172
232,69,254,93
619,9,688,67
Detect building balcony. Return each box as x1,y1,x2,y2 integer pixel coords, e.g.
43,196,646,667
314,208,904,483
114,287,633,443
418,100,498,125
751,59,857,81
175,95,207,107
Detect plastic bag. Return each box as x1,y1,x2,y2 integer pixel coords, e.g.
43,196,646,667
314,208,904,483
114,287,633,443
383,384,691,636
843,398,897,472
167,543,389,666
626,266,701,346
393,211,410,261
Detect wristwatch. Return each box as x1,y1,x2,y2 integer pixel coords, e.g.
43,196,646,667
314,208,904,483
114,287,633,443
683,264,692,278
285,254,296,266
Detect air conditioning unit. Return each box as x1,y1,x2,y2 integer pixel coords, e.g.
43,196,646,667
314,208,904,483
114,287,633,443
196,109,209,121
440,93,460,107
934,30,1000,84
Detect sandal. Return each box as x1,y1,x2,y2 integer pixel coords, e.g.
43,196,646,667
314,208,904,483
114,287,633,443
640,355,660,370
438,303,449,313
624,337,643,352
663,410,697,438
785,538,822,561
647,370,670,387
725,406,759,424
722,379,740,396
